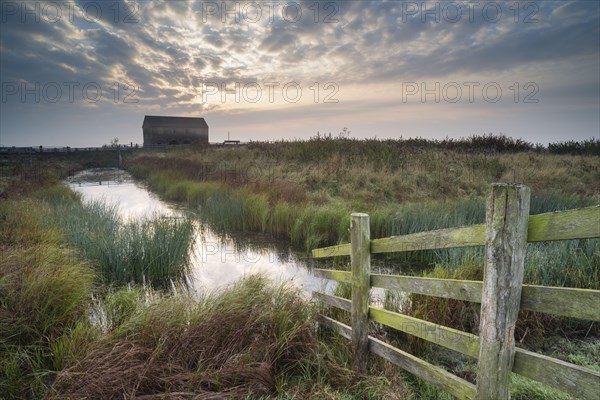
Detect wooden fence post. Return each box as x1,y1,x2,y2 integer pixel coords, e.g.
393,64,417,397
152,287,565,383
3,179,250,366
476,183,530,400
351,212,371,373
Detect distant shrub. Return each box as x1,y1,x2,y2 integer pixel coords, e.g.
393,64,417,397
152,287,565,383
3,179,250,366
440,133,542,153
548,138,600,156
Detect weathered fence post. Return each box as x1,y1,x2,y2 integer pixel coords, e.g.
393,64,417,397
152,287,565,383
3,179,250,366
476,183,530,400
351,212,371,373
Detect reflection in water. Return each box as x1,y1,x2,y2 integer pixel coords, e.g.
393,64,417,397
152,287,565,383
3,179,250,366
67,169,174,220
67,169,336,297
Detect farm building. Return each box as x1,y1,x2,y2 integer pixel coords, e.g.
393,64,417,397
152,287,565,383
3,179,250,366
142,115,209,147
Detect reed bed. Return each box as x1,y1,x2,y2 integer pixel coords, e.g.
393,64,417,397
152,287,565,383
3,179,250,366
42,194,195,290
129,141,600,340
127,136,599,253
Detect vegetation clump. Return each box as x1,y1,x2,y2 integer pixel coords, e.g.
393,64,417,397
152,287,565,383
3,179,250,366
48,275,411,399
42,195,196,289
0,199,95,398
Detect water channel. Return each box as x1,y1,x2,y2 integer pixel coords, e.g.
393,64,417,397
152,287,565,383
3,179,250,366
66,168,337,297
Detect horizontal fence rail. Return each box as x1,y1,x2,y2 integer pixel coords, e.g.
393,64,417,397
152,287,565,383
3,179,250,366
313,270,600,321
312,185,600,400
315,291,600,399
312,205,600,258
317,315,478,400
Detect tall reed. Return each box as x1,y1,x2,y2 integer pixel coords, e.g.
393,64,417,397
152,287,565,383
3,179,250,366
43,196,195,289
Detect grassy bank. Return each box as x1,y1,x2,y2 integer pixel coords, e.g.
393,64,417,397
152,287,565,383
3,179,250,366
0,194,96,397
0,160,414,399
0,149,125,199
127,136,599,251
126,137,599,301
48,275,412,399
0,197,412,399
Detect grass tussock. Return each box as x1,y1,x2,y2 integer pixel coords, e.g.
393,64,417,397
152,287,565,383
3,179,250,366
0,199,63,247
0,199,96,398
0,246,94,346
41,194,196,290
49,275,412,399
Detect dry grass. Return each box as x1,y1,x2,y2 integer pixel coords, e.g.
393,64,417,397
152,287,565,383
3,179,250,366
2,139,597,399
0,162,413,399
128,142,599,208
126,141,599,251
48,275,412,399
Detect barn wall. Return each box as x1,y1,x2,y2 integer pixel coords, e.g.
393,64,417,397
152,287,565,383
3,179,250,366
143,126,208,146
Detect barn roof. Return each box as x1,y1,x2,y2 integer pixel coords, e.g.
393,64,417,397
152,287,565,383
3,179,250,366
143,115,208,129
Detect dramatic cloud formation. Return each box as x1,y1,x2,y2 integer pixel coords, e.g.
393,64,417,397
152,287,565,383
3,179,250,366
0,0,598,146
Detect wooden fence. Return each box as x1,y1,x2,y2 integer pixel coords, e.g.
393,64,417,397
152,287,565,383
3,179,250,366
0,142,244,154
311,183,600,399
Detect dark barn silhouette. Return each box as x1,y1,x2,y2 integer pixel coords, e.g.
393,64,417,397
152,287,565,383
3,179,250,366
142,116,208,147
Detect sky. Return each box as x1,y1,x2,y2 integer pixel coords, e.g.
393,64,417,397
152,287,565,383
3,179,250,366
0,0,598,147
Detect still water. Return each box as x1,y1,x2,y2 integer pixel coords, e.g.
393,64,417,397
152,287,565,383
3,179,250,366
67,168,335,297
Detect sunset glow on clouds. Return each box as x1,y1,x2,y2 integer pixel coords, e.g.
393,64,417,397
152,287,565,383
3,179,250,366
0,1,598,146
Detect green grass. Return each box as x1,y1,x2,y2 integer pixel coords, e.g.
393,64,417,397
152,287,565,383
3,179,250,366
127,137,599,253
525,239,600,289
0,199,96,398
40,192,196,290
130,139,599,349
1,194,414,399
131,168,354,251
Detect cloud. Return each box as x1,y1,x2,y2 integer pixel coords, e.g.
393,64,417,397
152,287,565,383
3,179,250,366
0,0,598,145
